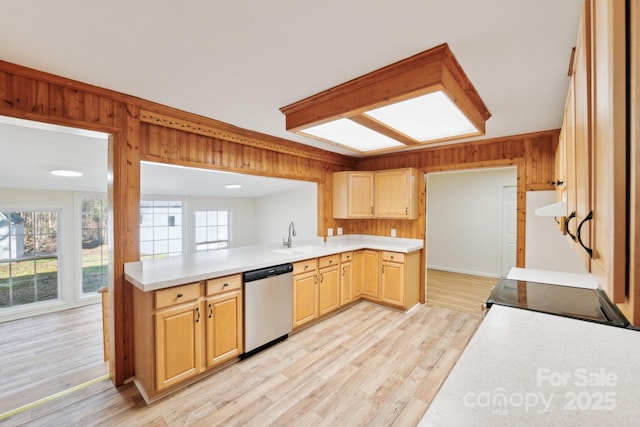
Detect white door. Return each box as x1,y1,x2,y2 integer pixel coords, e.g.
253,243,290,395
500,185,517,277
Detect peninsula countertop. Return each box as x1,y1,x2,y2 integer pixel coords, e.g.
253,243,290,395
420,304,640,426
124,234,423,291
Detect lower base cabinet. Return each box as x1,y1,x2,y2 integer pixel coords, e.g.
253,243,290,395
132,274,243,402
380,251,420,310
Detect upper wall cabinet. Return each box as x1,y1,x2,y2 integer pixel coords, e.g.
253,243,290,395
558,0,626,304
333,171,375,219
333,168,419,220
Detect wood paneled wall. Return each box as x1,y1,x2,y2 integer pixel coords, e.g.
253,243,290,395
336,131,559,269
0,58,558,386
0,60,352,386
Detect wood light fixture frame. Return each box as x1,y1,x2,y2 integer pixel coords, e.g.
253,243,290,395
280,43,491,154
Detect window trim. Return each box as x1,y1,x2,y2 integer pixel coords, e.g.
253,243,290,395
139,196,186,260
193,207,231,252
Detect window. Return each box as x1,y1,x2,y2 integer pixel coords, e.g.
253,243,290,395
81,196,108,294
0,211,59,309
195,209,229,251
140,200,183,259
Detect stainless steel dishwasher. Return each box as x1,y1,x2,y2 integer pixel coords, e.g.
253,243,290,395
242,263,293,358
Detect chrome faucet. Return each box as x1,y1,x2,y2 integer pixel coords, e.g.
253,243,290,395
283,221,297,248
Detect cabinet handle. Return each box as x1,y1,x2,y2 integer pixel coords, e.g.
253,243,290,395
223,283,229,287
315,275,318,285
405,207,408,215
565,211,577,241
195,307,200,323
177,293,183,298
342,267,345,276
576,210,594,258
382,265,385,273
320,273,324,283
551,180,564,186
371,206,374,214
208,303,213,318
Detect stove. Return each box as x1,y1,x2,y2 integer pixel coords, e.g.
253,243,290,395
485,278,629,328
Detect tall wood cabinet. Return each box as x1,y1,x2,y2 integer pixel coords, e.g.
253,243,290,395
557,0,627,304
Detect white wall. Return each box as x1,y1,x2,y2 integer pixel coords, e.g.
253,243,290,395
253,184,318,245
525,191,587,273
426,167,517,278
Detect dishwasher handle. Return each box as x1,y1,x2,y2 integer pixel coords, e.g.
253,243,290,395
243,263,293,282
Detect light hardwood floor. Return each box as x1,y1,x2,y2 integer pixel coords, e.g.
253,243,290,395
2,301,480,426
426,269,499,316
0,303,108,417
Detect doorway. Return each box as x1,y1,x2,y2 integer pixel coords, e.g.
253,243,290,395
425,167,517,314
0,115,110,417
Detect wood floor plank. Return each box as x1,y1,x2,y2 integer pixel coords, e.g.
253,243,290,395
2,295,483,426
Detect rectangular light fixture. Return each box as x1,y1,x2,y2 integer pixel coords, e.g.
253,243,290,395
301,118,405,152
280,43,491,154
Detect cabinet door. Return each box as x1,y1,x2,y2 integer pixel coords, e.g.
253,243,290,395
374,168,417,219
361,250,379,300
155,301,202,391
340,261,353,306
205,290,243,368
381,261,404,307
588,0,626,303
293,271,318,328
349,172,375,218
318,264,340,316
352,251,364,298
571,1,593,271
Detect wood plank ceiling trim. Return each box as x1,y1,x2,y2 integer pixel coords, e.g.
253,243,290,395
280,43,491,149
139,109,356,168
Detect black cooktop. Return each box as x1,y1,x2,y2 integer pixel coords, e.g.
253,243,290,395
485,278,628,327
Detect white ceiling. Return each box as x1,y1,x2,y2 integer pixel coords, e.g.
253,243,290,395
0,116,312,197
0,0,583,157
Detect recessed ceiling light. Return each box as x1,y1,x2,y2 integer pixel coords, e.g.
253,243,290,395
225,184,242,189
50,169,83,177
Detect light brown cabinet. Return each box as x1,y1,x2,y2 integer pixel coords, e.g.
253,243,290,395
204,289,243,368
380,251,420,310
557,0,626,304
318,255,340,316
357,249,380,301
333,168,419,219
333,171,375,218
292,259,319,328
374,168,419,219
340,251,353,305
133,274,244,401
154,298,202,391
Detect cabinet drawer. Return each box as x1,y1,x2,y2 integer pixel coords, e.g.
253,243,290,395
340,251,353,263
293,259,318,275
381,251,405,263
155,282,201,309
318,254,340,269
206,274,242,296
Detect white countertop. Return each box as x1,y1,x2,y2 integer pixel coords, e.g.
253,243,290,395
124,234,423,291
507,267,598,289
420,305,640,426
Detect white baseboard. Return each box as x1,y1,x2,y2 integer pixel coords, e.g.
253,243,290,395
427,265,500,279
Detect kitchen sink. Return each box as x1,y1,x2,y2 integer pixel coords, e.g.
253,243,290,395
273,245,324,255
